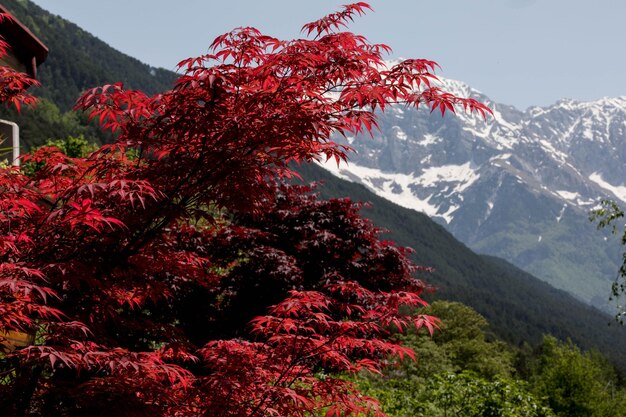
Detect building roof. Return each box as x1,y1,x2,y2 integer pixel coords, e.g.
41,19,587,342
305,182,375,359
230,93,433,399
0,4,48,78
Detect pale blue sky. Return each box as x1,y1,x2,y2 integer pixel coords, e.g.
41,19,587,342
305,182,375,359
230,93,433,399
29,0,626,110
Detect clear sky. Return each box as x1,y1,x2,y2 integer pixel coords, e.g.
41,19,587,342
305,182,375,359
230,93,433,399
29,0,626,110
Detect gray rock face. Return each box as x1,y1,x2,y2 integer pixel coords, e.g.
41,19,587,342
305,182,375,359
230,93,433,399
320,78,626,312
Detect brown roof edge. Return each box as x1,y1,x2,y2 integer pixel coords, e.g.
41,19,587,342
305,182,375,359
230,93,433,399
0,4,48,64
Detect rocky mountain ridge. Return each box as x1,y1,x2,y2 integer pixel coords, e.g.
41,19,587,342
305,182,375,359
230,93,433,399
320,76,626,311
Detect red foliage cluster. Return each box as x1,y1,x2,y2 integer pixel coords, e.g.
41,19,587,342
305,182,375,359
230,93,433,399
0,4,489,416
0,13,39,111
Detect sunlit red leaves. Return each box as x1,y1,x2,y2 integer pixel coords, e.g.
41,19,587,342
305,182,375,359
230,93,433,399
197,337,383,417
72,1,490,218
64,199,125,232
302,2,373,37
0,66,39,111
0,13,39,111
23,342,194,389
0,263,63,343
74,83,154,132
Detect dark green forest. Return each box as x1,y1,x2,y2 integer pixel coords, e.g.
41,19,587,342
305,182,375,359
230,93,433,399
3,0,626,414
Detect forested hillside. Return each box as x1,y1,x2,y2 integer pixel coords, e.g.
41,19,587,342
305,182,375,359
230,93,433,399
0,0,176,149
2,0,175,111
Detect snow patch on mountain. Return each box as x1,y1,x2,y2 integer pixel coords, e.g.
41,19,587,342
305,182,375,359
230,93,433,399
418,134,441,146
318,159,479,223
589,173,626,204
419,162,479,193
556,190,580,201
393,126,408,141
319,160,442,220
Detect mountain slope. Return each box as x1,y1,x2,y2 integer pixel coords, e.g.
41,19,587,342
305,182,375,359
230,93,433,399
2,0,176,112
318,76,626,311
296,163,626,369
0,0,176,150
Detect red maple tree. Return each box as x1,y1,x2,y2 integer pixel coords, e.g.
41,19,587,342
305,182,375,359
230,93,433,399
0,4,490,416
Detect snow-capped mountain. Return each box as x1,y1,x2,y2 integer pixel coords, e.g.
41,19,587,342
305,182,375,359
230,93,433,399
320,78,626,311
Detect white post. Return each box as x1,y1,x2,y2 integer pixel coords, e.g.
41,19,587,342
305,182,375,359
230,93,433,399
0,119,20,167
